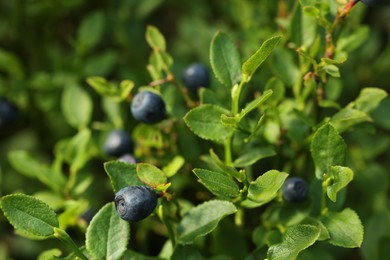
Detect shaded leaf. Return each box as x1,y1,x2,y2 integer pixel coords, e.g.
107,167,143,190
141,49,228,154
233,146,276,167
193,168,240,198
61,85,93,129
330,108,371,133
183,104,235,143
8,150,66,192
86,203,129,259
310,124,346,178
177,200,237,244
104,161,144,194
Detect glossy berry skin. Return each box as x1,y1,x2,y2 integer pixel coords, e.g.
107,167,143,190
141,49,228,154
114,186,158,222
282,177,308,202
361,0,385,6
131,91,166,124
181,63,210,92
0,97,19,128
103,130,134,157
118,153,137,164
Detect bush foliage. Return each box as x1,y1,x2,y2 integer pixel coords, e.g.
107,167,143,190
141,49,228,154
1,0,390,259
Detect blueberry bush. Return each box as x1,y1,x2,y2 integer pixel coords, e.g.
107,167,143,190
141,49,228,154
1,0,390,259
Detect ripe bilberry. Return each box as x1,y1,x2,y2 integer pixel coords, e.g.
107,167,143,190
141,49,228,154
0,97,19,129
282,177,309,202
114,186,158,222
103,129,134,157
131,91,166,124
181,63,210,92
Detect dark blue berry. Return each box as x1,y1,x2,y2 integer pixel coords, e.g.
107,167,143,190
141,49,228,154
0,97,19,129
361,0,385,6
114,186,158,222
181,63,210,92
282,177,308,202
103,130,134,157
118,154,137,164
131,91,166,124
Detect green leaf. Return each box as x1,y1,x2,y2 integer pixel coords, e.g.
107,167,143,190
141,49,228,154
322,64,340,78
104,161,144,193
208,149,245,182
146,25,166,51
61,84,93,129
119,80,134,100
320,208,364,248
121,250,162,260
326,166,353,202
7,150,66,192
37,248,62,260
86,76,118,96
0,194,58,238
243,170,288,208
183,104,235,143
162,155,185,178
193,168,240,199
58,199,89,230
210,32,241,88
86,203,129,260
271,48,300,87
177,200,237,244
242,36,282,82
136,163,168,188
237,89,273,120
172,245,203,260
310,124,347,178
330,108,371,133
76,11,105,53
267,224,321,260
354,87,388,113
233,146,276,167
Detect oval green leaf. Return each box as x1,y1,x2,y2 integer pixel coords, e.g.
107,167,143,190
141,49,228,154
177,200,237,244
86,203,129,260
267,224,321,260
242,36,282,82
243,170,288,208
146,25,166,51
354,87,388,113
310,123,346,178
61,84,93,129
104,161,144,193
193,168,240,198
233,146,276,168
320,208,364,248
326,166,354,202
0,194,58,238
210,32,241,88
136,163,168,187
183,104,235,143
7,150,66,192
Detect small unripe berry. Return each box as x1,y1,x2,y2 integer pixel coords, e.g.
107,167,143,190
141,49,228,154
181,63,210,92
282,177,308,202
131,91,166,124
114,186,158,222
103,130,134,157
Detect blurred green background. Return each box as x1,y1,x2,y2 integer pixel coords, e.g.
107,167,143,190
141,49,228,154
1,0,390,259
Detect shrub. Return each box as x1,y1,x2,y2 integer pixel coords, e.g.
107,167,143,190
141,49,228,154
1,0,389,259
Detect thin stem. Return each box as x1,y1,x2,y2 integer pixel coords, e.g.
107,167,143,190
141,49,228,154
231,80,246,115
224,138,233,166
54,228,88,260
